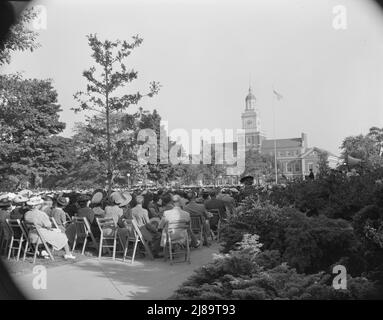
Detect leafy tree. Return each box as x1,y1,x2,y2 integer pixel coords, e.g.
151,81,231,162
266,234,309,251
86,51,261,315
0,8,40,66
244,149,274,184
73,34,160,193
0,74,68,189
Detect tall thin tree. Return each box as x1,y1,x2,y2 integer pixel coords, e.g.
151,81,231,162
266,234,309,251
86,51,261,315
73,34,160,193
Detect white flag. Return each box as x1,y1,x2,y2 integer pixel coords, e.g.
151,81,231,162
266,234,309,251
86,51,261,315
273,89,283,100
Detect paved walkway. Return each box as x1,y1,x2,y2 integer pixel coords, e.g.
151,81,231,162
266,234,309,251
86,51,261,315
11,244,219,300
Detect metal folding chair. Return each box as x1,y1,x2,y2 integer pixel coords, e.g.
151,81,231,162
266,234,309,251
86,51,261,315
23,221,54,263
163,221,191,265
71,216,98,255
96,217,117,260
122,219,141,264
5,219,27,261
190,215,204,243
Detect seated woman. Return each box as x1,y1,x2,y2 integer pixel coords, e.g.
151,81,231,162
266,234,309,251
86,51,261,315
24,196,75,260
50,196,69,233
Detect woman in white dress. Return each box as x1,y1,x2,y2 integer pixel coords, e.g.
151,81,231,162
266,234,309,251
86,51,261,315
24,197,75,260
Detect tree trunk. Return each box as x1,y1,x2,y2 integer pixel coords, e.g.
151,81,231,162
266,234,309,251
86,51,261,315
105,65,112,196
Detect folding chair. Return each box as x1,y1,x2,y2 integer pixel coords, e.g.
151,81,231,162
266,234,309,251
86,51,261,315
50,217,60,230
131,219,154,260
5,219,27,261
23,221,54,263
122,219,141,264
96,217,117,260
71,216,98,255
163,221,191,265
0,221,11,256
63,212,72,227
207,209,221,241
190,215,204,243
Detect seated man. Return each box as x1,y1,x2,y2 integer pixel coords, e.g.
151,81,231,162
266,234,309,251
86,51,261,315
184,192,211,246
205,190,227,232
158,195,200,250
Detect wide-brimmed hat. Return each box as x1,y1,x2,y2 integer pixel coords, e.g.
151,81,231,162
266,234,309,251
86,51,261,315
57,196,69,207
91,192,104,204
13,195,28,204
119,192,132,207
0,198,11,207
110,191,124,204
19,189,33,198
240,175,254,183
26,196,44,206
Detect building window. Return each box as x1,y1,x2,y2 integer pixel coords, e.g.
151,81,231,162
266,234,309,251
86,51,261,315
286,151,291,156
308,163,314,171
295,162,300,172
287,163,292,173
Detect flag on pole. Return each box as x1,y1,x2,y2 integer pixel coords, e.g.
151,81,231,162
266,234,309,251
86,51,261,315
273,89,283,100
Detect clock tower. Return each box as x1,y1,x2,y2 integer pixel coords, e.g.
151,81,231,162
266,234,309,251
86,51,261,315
241,86,264,150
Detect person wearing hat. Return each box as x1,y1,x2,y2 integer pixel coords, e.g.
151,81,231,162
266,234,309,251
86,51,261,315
10,195,29,220
76,194,94,224
0,198,13,248
90,191,105,218
24,197,75,260
40,195,53,217
158,195,200,249
51,196,69,232
131,195,150,227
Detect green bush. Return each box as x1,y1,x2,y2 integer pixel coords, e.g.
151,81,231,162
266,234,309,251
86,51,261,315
221,202,361,275
172,234,380,300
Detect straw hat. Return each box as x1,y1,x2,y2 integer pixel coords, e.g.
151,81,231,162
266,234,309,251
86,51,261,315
91,192,104,204
0,198,11,207
119,192,132,207
13,195,28,204
56,196,69,207
26,196,44,206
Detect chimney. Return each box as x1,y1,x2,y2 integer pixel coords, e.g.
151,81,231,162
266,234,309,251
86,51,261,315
301,133,308,150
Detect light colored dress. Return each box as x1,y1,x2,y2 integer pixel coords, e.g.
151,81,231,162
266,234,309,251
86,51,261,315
24,209,68,251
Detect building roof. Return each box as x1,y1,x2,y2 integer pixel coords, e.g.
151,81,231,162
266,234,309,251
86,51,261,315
245,87,256,102
261,138,303,150
301,147,338,158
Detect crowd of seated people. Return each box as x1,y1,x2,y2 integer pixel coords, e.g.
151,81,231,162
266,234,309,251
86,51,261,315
0,186,241,262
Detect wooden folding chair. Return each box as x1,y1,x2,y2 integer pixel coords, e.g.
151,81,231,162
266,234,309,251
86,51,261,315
5,219,27,261
207,209,222,241
163,221,191,265
190,215,204,243
71,216,98,255
96,217,117,260
23,221,54,263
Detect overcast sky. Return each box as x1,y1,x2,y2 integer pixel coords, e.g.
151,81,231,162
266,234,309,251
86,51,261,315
3,0,383,155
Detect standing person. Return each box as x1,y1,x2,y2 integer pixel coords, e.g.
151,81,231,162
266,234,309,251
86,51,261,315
24,197,75,260
205,190,227,233
51,196,69,232
309,169,315,180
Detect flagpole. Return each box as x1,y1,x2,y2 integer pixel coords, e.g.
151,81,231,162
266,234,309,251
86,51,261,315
272,85,278,184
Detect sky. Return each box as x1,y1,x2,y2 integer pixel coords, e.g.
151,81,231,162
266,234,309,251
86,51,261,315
2,0,383,155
